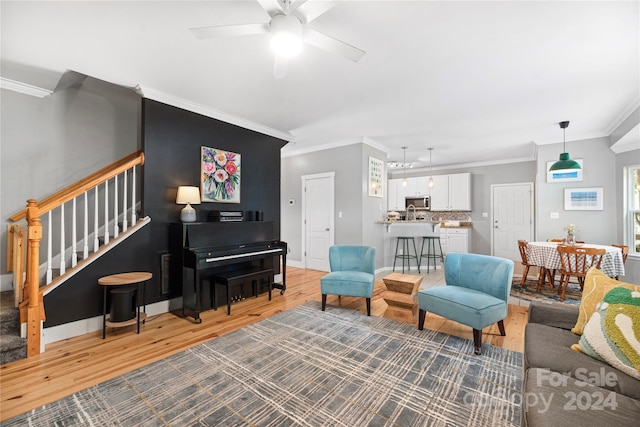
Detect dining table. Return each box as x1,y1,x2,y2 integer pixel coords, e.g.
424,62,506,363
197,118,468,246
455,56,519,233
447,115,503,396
525,241,626,286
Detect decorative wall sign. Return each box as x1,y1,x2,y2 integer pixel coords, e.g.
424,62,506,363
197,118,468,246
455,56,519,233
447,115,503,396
546,159,583,183
368,156,384,198
201,146,241,203
564,187,603,211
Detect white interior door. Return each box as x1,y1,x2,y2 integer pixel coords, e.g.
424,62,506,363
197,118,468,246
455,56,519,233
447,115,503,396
302,172,335,271
492,183,534,260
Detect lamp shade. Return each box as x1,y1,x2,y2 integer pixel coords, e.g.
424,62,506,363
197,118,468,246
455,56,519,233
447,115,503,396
550,120,581,171
549,153,581,171
176,186,201,205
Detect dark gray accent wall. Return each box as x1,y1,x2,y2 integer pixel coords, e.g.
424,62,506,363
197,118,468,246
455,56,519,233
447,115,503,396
141,99,288,299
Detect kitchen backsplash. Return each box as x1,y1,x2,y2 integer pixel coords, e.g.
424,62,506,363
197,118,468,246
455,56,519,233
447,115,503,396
387,210,472,221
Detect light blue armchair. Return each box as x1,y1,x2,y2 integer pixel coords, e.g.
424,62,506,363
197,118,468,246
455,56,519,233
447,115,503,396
418,253,514,355
321,245,376,316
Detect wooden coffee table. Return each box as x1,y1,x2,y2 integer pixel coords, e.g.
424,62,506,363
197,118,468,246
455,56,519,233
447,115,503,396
381,273,423,323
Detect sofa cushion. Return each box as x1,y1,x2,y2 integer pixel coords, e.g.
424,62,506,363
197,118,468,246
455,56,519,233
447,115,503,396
572,267,640,335
522,368,640,427
528,302,579,330
573,287,640,381
524,323,640,400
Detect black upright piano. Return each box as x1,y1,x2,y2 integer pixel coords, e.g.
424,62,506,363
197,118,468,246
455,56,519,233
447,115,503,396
170,221,287,323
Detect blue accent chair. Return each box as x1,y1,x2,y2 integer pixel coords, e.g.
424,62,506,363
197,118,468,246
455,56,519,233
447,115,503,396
418,253,514,355
321,245,376,316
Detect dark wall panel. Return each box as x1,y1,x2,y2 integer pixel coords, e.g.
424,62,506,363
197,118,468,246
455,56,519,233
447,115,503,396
141,99,287,298
44,98,286,327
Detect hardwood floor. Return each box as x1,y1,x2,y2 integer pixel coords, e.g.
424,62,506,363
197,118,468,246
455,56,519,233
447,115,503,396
0,267,528,422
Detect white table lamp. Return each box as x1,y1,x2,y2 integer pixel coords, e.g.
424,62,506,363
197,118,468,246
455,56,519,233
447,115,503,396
176,186,201,222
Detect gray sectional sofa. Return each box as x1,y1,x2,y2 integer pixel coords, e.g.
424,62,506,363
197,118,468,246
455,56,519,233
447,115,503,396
522,302,640,426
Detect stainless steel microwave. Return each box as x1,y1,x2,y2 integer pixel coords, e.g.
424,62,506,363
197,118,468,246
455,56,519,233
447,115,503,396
406,196,430,210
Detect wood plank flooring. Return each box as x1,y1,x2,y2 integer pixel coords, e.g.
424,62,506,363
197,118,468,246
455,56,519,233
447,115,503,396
0,267,528,422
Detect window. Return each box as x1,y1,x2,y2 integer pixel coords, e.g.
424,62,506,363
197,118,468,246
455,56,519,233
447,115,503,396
626,165,640,254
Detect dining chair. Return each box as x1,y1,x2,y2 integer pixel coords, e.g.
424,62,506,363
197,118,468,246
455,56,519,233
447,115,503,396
610,244,629,279
544,239,585,288
556,245,605,301
517,240,550,290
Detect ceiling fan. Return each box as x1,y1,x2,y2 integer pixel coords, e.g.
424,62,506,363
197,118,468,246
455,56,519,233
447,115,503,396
189,0,366,79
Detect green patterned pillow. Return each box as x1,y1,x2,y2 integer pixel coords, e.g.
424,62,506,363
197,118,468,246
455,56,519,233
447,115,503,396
573,286,640,381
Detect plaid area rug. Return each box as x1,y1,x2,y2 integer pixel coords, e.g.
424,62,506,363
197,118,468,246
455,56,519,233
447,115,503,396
511,278,582,306
2,301,523,427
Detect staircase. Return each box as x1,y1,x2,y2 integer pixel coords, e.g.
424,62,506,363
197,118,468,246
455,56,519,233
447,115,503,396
2,151,147,363
0,292,27,364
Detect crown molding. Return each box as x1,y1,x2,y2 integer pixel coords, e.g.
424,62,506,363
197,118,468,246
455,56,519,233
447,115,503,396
0,77,52,98
136,85,292,142
388,154,538,176
281,137,365,157
604,96,640,136
610,123,639,154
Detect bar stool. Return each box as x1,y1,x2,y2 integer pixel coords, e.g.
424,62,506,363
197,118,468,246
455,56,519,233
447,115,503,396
420,236,444,273
393,237,420,274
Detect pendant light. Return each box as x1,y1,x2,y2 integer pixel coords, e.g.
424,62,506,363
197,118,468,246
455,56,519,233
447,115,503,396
428,148,434,188
401,147,408,187
549,121,580,171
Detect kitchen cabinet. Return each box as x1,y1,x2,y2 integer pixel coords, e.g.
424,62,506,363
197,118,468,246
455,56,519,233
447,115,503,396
388,177,430,211
440,228,470,254
387,178,404,211
404,177,429,196
429,173,471,211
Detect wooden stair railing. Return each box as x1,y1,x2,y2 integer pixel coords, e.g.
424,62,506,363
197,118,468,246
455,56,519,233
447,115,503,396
7,151,145,357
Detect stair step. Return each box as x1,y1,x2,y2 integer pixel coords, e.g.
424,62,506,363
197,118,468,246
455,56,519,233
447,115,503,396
0,291,26,365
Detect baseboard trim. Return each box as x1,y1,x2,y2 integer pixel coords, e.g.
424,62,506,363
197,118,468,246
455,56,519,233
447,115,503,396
43,297,182,346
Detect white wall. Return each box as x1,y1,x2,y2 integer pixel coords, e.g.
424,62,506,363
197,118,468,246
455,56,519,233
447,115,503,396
0,77,140,276
280,142,388,268
536,137,616,245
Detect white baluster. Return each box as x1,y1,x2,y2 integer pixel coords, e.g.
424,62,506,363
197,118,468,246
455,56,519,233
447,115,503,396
113,174,119,239
122,169,128,232
71,197,77,267
84,191,89,259
131,165,137,225
59,203,66,275
46,211,52,284
94,186,99,252
104,179,109,245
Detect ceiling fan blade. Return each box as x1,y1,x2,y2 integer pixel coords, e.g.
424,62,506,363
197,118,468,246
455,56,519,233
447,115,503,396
291,0,337,24
303,28,365,62
273,55,289,79
190,23,269,39
256,0,286,18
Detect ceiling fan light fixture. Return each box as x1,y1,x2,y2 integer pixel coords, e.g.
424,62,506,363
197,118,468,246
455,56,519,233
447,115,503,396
549,121,581,171
270,14,303,58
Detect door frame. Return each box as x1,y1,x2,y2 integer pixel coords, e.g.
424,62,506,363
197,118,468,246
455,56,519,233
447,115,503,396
301,172,335,269
490,182,534,256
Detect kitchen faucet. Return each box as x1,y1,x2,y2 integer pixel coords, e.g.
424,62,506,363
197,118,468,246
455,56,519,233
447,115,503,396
407,204,416,221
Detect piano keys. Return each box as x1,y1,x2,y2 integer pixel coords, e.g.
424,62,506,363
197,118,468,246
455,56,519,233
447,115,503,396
170,221,287,323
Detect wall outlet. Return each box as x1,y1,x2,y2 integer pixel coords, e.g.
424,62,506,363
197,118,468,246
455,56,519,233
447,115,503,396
482,212,488,218
550,212,559,219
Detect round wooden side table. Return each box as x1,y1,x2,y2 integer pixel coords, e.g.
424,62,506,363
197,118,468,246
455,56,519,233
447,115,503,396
98,272,152,339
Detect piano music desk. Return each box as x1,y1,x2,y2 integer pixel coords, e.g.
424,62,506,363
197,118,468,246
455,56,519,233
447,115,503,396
212,267,274,315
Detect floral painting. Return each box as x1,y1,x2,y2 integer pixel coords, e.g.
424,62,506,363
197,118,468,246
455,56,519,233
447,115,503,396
201,146,240,203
